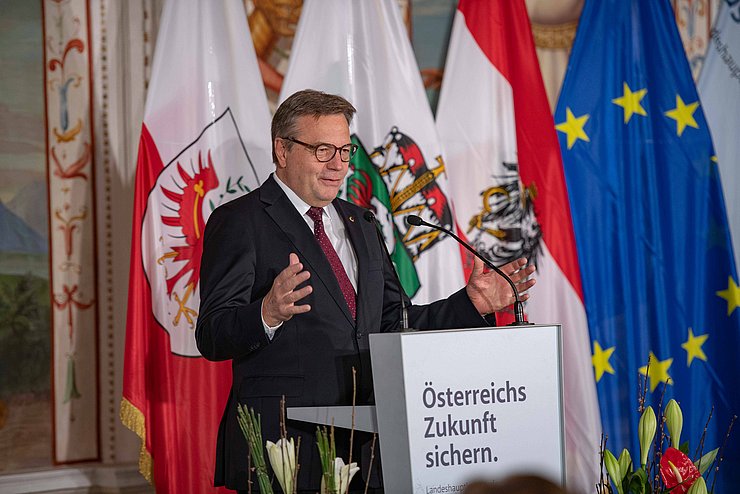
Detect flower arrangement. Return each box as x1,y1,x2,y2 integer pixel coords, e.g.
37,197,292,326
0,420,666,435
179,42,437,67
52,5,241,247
266,437,297,494
237,369,375,494
316,425,361,494
599,365,735,494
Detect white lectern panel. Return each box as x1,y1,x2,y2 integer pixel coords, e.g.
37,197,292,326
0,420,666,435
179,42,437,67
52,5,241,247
370,325,564,494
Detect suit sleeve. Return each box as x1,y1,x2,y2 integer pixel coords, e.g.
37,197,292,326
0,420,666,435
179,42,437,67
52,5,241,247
378,242,495,331
195,204,269,361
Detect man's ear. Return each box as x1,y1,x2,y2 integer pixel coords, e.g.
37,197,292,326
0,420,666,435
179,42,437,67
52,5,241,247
274,138,288,169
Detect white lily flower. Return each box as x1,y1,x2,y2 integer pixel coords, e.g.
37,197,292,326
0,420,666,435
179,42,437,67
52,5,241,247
321,457,360,494
265,438,296,494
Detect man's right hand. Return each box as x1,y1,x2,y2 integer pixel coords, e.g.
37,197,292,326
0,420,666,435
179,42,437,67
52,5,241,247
262,253,313,326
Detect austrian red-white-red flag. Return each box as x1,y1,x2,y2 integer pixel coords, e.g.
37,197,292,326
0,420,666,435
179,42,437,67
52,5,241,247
436,1,602,491
121,0,272,491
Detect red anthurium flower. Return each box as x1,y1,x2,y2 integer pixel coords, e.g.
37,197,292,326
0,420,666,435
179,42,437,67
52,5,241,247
659,447,701,494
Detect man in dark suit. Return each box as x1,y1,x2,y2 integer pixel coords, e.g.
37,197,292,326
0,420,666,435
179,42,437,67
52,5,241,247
196,89,535,492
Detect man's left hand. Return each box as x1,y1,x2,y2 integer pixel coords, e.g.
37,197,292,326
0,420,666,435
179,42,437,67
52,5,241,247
465,257,536,315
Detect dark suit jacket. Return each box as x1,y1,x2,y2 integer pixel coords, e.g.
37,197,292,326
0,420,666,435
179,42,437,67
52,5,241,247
196,175,489,490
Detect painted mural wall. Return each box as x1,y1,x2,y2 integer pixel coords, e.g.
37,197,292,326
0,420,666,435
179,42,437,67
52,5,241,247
0,0,52,472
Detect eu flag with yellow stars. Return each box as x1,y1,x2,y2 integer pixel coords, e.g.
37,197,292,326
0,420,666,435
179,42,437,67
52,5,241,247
555,0,740,490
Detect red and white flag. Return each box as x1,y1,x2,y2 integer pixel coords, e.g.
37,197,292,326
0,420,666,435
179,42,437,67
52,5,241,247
436,1,601,491
121,0,272,491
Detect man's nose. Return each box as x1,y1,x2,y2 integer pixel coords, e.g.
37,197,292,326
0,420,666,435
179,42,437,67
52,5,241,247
326,153,345,169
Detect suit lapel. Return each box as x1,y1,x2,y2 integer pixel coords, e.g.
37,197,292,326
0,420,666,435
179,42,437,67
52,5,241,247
333,199,372,327
261,177,355,326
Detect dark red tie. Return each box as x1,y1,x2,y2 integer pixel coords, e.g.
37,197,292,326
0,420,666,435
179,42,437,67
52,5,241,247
306,206,356,320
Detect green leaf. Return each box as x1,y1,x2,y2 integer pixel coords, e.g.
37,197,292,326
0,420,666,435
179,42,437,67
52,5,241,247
694,448,718,475
618,448,633,477
628,468,650,494
686,477,707,494
679,440,690,455
604,450,624,494
226,177,237,193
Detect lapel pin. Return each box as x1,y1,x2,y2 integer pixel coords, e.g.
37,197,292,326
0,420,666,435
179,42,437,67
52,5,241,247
349,215,355,222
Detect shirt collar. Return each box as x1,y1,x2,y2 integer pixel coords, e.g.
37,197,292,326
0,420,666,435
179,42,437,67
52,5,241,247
273,172,329,219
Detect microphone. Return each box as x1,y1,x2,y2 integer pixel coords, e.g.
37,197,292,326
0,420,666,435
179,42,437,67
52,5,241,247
405,214,532,326
363,210,409,330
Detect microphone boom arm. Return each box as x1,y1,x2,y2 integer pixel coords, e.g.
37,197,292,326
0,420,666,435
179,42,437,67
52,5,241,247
406,215,530,325
363,211,409,329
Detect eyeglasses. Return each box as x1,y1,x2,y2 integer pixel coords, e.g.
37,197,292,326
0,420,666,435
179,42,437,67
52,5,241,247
282,136,358,163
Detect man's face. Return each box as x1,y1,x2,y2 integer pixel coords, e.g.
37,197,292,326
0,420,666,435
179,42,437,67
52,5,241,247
275,113,351,207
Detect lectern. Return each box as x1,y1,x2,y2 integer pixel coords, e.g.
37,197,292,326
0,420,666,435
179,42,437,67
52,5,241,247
288,324,565,494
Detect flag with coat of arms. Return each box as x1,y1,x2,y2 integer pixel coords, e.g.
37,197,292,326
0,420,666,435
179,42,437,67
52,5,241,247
120,0,273,491
435,1,601,491
279,0,465,304
556,0,740,490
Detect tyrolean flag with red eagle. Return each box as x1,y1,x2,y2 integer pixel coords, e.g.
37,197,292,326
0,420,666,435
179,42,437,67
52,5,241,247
120,1,272,491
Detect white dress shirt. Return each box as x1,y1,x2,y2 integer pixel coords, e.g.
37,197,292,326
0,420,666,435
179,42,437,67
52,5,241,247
262,173,359,338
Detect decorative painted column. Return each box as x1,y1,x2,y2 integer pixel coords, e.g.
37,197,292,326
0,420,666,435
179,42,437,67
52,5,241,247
42,0,99,464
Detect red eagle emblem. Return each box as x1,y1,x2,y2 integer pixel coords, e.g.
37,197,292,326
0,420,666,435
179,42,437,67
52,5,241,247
158,150,219,326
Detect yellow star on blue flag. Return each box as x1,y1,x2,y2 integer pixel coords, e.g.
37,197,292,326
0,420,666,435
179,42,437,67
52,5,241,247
639,352,673,392
716,276,740,316
555,108,590,149
664,95,699,136
554,1,740,488
592,341,616,382
612,82,648,123
681,328,708,366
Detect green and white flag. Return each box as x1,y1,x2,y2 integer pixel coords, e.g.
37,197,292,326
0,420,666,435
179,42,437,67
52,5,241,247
280,0,465,303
